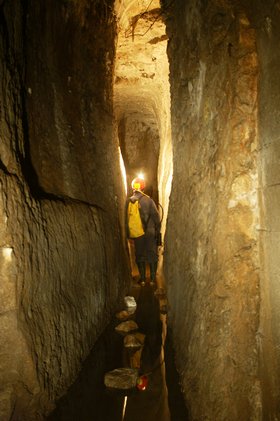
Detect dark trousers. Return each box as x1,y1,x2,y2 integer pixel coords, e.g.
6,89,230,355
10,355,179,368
134,233,158,264
134,233,158,281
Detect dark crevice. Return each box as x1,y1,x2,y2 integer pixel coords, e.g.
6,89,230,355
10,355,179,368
228,42,233,57
18,0,47,201
48,195,107,212
0,160,106,212
148,34,168,44
164,330,190,421
0,159,10,176
19,87,46,200
0,0,44,200
33,190,107,212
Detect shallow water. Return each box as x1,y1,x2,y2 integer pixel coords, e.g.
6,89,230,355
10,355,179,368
48,282,188,421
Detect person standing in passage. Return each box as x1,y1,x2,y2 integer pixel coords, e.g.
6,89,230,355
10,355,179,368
126,177,161,285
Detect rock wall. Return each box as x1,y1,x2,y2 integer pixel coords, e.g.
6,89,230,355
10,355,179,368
0,0,129,419
254,0,280,416
163,0,262,419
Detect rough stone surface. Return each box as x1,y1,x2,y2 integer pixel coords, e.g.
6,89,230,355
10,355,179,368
116,310,132,320
124,295,137,308
0,0,130,419
2,0,280,419
104,367,139,390
25,0,118,207
253,1,280,416
163,0,263,419
124,334,143,350
115,320,139,335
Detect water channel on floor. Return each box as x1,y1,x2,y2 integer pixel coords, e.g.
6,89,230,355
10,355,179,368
48,281,189,421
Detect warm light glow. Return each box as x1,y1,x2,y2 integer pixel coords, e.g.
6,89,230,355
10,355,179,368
137,173,144,180
2,247,13,262
119,147,127,194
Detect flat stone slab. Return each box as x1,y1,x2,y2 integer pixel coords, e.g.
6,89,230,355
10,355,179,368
124,334,143,350
104,368,139,390
115,320,138,335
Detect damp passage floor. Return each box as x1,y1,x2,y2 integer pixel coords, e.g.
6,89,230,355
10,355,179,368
48,278,189,421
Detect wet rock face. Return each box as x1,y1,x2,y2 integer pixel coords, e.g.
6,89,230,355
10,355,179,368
0,0,129,418
1,177,112,417
25,0,118,206
163,0,262,418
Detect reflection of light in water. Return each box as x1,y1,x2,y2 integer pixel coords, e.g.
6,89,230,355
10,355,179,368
122,395,127,421
2,247,13,262
119,147,127,194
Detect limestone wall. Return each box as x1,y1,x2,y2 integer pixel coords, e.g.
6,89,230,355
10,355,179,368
254,0,280,416
163,0,262,418
0,0,129,419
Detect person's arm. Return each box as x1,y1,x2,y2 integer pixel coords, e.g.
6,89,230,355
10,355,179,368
150,199,161,231
125,198,130,238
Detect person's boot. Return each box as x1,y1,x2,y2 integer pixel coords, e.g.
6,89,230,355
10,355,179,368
137,262,146,285
149,262,157,285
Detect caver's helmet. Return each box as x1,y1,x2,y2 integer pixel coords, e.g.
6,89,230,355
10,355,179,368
131,177,145,191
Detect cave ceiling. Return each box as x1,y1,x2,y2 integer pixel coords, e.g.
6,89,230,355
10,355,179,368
114,0,168,124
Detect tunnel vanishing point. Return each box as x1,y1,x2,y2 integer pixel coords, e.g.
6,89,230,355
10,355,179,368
1,0,280,419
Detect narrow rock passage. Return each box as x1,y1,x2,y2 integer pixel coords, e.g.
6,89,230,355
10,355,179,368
48,265,188,421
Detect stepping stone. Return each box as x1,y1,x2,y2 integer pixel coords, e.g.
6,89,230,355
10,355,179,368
124,334,143,351
130,349,142,370
134,332,145,345
123,296,137,315
126,306,136,315
115,310,131,320
124,296,137,309
104,368,139,391
124,333,146,369
115,320,138,335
